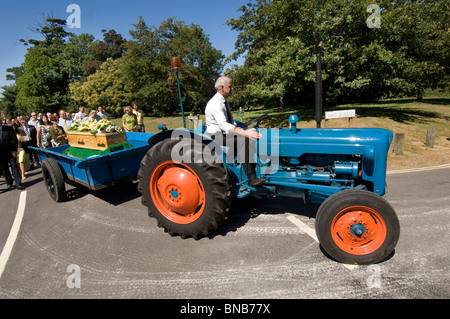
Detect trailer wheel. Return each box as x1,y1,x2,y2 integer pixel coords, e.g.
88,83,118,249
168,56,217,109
41,158,67,202
315,189,400,265
138,139,231,239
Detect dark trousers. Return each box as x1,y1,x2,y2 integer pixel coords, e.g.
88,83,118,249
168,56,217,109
0,157,22,187
208,132,257,177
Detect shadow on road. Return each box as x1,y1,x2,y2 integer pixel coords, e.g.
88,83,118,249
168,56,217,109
211,195,321,238
87,181,141,206
62,180,141,206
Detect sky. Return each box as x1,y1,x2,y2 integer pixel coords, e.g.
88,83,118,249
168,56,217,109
0,0,247,97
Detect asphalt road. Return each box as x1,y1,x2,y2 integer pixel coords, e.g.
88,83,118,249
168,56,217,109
0,164,449,301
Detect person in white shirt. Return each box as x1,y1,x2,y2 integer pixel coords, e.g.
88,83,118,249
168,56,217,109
83,110,100,122
73,106,87,121
28,112,39,127
18,119,31,141
97,106,110,120
132,102,145,132
205,76,265,187
58,109,73,133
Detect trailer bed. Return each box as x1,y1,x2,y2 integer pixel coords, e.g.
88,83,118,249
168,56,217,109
31,132,153,191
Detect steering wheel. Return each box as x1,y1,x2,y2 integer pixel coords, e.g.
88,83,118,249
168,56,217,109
244,112,269,128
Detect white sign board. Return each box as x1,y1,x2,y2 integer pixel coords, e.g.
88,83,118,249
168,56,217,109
325,109,356,120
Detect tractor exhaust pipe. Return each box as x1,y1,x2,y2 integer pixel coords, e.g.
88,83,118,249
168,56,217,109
315,42,323,129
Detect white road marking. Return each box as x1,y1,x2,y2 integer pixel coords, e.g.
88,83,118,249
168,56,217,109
387,163,450,175
286,215,318,242
286,214,358,270
0,191,27,279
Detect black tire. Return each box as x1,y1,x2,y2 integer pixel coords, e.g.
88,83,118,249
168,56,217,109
41,158,67,202
138,138,232,239
315,189,400,265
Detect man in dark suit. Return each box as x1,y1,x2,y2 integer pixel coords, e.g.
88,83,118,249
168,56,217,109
0,124,23,190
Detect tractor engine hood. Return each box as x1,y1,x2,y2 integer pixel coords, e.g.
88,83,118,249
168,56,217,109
258,127,393,195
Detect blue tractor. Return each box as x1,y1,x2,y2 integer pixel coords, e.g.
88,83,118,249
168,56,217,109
137,114,400,265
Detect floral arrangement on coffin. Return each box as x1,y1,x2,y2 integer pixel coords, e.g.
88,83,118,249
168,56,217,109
69,119,124,135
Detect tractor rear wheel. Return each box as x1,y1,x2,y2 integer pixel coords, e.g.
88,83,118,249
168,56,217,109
138,139,231,239
315,189,400,265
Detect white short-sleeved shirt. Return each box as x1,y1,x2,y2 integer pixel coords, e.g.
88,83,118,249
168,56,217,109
205,92,235,134
28,119,39,127
97,112,110,120
74,112,87,121
58,117,73,131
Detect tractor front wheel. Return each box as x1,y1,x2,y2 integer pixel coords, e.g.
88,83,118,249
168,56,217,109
315,189,400,265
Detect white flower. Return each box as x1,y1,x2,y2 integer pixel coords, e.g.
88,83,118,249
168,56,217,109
69,119,124,135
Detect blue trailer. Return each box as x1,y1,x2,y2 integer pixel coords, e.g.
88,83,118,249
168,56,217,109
31,132,153,202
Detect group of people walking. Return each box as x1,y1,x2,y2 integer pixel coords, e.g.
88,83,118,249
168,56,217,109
0,113,42,191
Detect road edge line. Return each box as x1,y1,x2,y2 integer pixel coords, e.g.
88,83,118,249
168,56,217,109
387,163,450,175
0,191,27,280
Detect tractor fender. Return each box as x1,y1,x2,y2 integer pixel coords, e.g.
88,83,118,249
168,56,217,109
147,129,226,164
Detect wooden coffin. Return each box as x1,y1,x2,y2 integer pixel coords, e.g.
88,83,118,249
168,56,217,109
67,131,127,151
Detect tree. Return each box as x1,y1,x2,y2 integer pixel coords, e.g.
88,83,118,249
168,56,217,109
226,0,449,108
83,29,127,76
315,0,417,103
125,17,224,116
69,58,133,117
71,17,224,118
0,85,18,119
62,33,96,81
8,17,94,115
378,0,450,100
226,0,317,108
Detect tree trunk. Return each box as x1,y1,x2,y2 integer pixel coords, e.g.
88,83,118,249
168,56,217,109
416,80,424,102
279,94,284,113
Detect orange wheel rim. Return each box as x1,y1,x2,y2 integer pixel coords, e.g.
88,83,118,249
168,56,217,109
150,161,205,224
331,206,387,255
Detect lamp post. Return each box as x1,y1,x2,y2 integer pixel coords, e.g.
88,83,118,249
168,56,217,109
171,57,186,129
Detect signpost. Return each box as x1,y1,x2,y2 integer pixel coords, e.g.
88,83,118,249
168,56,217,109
325,109,356,128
